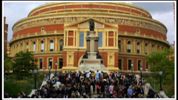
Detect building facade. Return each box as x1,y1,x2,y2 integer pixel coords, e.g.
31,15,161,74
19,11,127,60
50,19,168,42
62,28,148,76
9,2,169,72
4,17,8,56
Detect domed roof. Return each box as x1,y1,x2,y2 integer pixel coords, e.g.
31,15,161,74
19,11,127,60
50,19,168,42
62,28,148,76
28,2,152,18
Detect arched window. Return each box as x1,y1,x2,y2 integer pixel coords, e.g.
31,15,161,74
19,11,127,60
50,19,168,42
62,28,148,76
50,40,54,52
118,40,121,52
59,39,63,51
127,41,131,53
145,43,148,55
137,42,140,54
33,41,36,52
41,40,44,52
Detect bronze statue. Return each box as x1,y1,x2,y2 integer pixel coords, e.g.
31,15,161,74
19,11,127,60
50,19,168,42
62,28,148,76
89,19,95,31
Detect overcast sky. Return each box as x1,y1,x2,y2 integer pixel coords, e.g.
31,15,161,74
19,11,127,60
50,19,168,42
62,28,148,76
3,1,176,44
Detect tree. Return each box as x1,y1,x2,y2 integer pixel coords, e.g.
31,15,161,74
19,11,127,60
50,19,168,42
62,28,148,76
146,48,174,96
4,55,14,74
13,51,37,80
4,53,14,74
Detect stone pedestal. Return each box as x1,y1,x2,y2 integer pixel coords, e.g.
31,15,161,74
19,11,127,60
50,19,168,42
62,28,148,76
79,31,107,72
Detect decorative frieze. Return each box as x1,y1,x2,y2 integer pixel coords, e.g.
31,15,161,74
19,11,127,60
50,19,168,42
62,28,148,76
14,18,64,32
14,16,166,35
95,17,166,34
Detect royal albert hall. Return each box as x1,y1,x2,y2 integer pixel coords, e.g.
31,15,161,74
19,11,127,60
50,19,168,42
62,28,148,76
10,2,170,72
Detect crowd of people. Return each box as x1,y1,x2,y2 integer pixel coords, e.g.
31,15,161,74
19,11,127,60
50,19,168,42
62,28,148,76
5,70,162,98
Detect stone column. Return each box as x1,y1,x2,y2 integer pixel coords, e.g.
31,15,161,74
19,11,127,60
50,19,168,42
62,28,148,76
36,39,39,53
133,40,136,54
89,31,95,52
45,38,48,53
90,38,94,52
55,37,57,52
95,38,98,52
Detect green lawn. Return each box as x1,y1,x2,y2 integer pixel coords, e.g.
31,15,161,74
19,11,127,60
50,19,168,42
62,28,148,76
4,73,44,97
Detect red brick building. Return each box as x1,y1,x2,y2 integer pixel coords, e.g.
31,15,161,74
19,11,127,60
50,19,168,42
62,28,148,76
9,3,170,72
4,17,8,55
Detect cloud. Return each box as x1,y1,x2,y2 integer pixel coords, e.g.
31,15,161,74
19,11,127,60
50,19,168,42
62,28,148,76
152,11,175,44
3,2,46,42
133,2,174,13
135,2,176,44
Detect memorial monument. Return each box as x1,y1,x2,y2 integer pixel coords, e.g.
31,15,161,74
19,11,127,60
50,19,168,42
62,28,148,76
79,19,107,72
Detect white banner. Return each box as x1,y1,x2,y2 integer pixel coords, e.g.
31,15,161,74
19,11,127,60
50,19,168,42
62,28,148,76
128,45,131,49
50,42,54,49
41,43,44,50
33,44,36,51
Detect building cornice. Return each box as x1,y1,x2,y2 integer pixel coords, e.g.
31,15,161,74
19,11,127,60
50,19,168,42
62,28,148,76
12,12,167,34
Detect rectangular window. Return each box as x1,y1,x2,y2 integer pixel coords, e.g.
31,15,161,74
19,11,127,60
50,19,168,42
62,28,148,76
59,40,63,51
138,60,141,70
137,49,140,54
137,43,140,54
26,42,29,50
146,62,148,69
79,32,84,47
68,31,74,46
128,60,132,70
127,49,131,53
39,58,43,69
98,32,103,47
59,58,63,69
48,58,53,69
145,43,148,55
118,40,121,52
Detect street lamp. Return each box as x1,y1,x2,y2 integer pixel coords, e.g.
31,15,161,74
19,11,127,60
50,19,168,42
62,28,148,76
159,71,163,90
55,62,58,71
48,65,51,80
131,63,133,74
33,69,38,89
55,62,58,76
140,66,143,85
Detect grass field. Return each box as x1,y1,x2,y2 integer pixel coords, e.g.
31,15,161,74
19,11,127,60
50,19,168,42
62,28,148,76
4,73,44,97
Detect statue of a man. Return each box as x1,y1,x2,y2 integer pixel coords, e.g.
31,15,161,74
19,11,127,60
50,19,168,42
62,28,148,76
89,19,95,31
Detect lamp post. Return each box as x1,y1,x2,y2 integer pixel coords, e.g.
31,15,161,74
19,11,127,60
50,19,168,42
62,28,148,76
140,66,143,85
131,63,133,74
48,65,51,80
55,62,58,76
159,71,163,90
33,69,38,89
